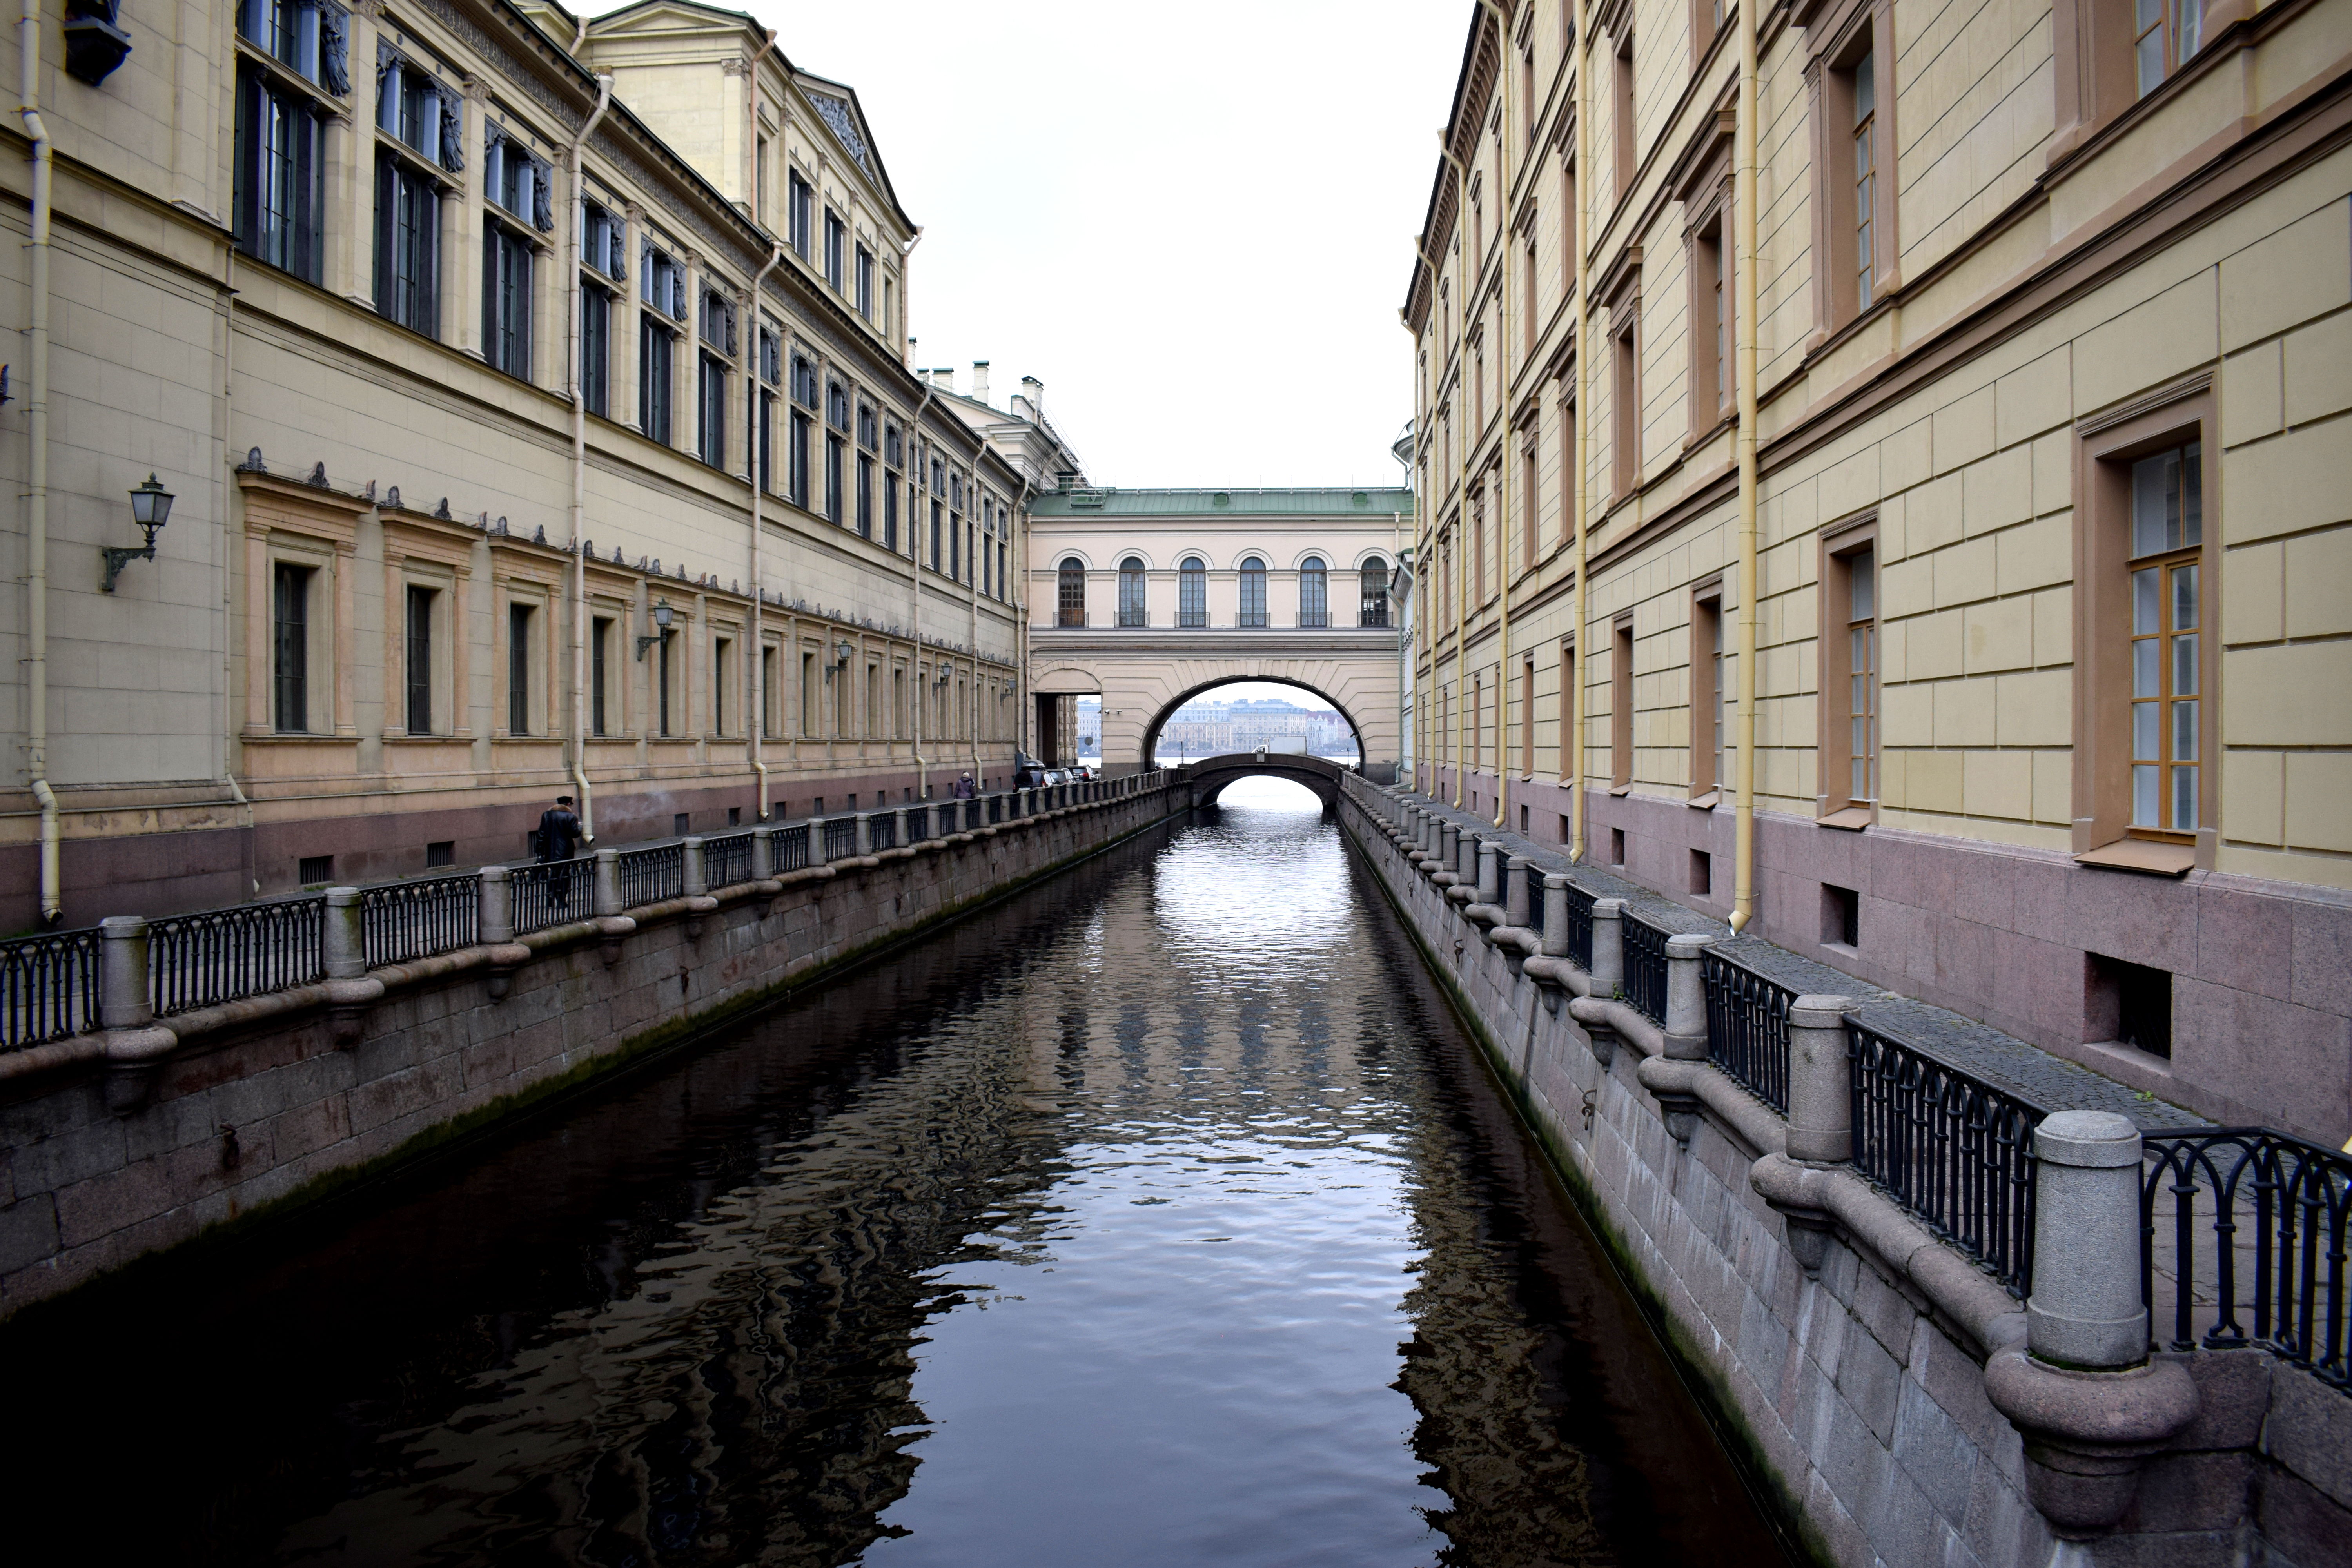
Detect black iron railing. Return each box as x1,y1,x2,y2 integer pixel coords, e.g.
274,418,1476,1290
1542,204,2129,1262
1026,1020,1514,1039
512,860,592,936
906,804,931,842
0,926,102,1050
150,898,325,1018
1703,950,1793,1114
617,844,685,907
1621,914,1669,1024
2142,1128,2350,1394
870,813,898,852
1848,1021,2041,1297
1564,884,1595,971
989,795,1003,824
1524,865,1547,934
703,833,754,889
361,875,480,969
822,817,857,861
774,823,811,873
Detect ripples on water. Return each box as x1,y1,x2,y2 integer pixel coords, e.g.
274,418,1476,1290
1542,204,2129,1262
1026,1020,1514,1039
2,778,1782,1567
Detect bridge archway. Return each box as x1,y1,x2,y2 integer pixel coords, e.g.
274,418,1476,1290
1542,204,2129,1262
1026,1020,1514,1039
1175,751,1352,812
1140,674,1367,771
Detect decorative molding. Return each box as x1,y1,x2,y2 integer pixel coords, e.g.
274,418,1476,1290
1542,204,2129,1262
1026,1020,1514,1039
2074,369,2215,438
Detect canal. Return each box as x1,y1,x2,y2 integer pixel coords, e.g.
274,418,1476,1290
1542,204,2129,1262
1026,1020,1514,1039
3,780,1783,1567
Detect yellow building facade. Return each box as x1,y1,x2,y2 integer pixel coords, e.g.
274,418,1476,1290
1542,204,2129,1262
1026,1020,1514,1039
1407,0,2352,1140
0,0,1027,927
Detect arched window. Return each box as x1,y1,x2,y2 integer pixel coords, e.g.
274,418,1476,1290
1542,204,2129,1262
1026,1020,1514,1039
1298,557,1328,628
1178,557,1207,628
1360,557,1390,628
1238,557,1267,627
1118,557,1147,627
1057,557,1086,627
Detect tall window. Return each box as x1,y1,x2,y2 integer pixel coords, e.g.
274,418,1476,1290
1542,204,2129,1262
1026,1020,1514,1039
857,453,875,538
1557,641,1576,782
1691,591,1724,798
374,54,449,336
1523,441,1542,566
1118,557,1147,627
855,245,874,318
1610,619,1634,786
272,562,312,733
1360,558,1389,628
1057,558,1086,627
591,615,611,736
713,637,733,737
234,67,326,283
788,171,811,257
405,584,436,734
884,421,903,551
581,282,610,417
1853,53,1877,314
640,316,674,444
485,221,533,380
2129,443,2201,835
1822,534,1878,818
825,381,850,524
789,355,817,508
1298,557,1328,628
2135,0,2203,97
824,211,846,290
1238,557,1268,628
1612,320,1639,497
1613,32,1636,199
508,602,533,735
657,628,673,737
1691,217,1729,431
1847,550,1877,804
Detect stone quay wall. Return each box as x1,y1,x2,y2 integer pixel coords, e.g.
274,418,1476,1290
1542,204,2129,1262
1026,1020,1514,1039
0,782,1183,1319
1339,775,2350,1568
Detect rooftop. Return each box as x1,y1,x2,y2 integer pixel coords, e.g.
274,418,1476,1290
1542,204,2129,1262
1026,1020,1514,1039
1029,486,1414,519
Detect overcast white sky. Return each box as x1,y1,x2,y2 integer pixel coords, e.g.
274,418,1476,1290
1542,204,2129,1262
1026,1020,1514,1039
713,0,1468,491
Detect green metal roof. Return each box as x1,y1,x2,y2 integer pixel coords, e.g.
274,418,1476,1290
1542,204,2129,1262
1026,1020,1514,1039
1027,486,1414,518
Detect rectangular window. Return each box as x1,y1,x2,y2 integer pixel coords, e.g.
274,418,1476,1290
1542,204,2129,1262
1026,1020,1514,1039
1820,531,1878,818
950,515,961,581
931,501,944,572
1814,37,1884,334
1523,441,1541,567
827,435,845,522
762,645,779,737
484,223,532,379
2127,442,2202,836
1691,217,1728,431
405,584,436,734
1521,655,1536,777
698,353,727,467
1612,320,1639,497
658,629,673,737
1611,619,1634,786
1691,590,1723,799
857,454,874,537
713,637,732,737
1613,33,1636,199
592,615,611,736
581,283,610,417
824,211,845,290
1853,52,1877,315
884,464,901,550
234,66,325,283
1557,641,1575,781
508,601,532,735
640,316,674,444
2134,0,2202,98
374,152,439,336
758,392,775,492
855,244,874,318
790,410,811,506
788,171,811,257
801,650,817,735
272,562,311,733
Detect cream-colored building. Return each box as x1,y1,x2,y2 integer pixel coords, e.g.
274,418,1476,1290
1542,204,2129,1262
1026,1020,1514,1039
1408,0,2351,1140
1025,487,1413,775
0,0,1030,926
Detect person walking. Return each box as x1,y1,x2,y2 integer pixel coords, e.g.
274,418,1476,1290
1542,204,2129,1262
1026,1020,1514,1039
953,772,976,800
536,794,584,914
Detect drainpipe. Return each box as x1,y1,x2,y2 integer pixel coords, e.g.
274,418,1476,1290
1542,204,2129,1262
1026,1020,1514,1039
1730,0,1760,931
20,0,57,923
1008,471,1031,775
565,71,615,842
1571,0,1592,863
745,244,783,818
907,376,936,796
1482,0,1512,833
1436,132,1470,811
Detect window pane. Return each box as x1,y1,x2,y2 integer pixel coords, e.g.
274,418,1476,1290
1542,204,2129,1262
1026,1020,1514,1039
2172,698,2198,762
2180,442,2202,544
2171,765,2197,830
2137,26,2165,94
2132,763,2160,826
2133,638,2159,699
2171,562,2198,631
2171,632,2198,696
1847,549,1873,620
2132,566,2159,634
2130,455,2171,557
2132,700,2159,760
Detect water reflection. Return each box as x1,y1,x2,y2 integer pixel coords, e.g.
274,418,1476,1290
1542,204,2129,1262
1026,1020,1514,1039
0,777,1780,1567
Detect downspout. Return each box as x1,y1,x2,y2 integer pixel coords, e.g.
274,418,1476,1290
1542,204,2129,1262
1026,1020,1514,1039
907,376,935,795
565,71,615,841
1437,132,1470,810
1570,0,1592,862
1008,472,1031,777
1730,0,1760,931
223,244,255,895
967,450,980,781
1483,0,1511,833
20,0,57,923
745,244,784,818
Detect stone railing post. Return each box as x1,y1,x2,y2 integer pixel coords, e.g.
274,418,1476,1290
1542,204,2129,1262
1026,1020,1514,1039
751,826,774,880
593,848,623,918
1458,828,1479,884
98,915,152,1031
1588,898,1625,987
1475,838,1502,904
853,812,873,855
1784,997,1857,1163
681,837,707,898
1541,874,1572,957
1505,856,1531,927
478,866,514,945
324,887,366,979
1439,821,1459,873
1662,934,1714,1060
2026,1112,2148,1368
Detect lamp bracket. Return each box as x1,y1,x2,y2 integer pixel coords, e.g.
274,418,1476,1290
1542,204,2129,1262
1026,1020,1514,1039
101,542,156,593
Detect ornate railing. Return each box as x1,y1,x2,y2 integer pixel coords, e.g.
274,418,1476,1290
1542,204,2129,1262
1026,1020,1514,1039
2142,1128,2350,1393
512,860,591,936
1848,1021,2041,1297
361,875,479,969
703,833,754,890
1524,865,1547,935
905,804,931,842
773,823,810,873
1564,883,1594,971
965,799,984,829
617,844,685,907
870,813,898,852
0,926,102,1050
822,817,857,862
989,795,1004,824
1621,913,1669,1024
1703,950,1793,1114
149,898,325,1018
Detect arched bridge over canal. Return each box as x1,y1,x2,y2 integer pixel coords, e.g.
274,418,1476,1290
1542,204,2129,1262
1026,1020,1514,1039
1177,752,1352,812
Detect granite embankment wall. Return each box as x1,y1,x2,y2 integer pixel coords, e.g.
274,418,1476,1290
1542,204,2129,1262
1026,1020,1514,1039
0,784,1181,1318
1340,779,2350,1568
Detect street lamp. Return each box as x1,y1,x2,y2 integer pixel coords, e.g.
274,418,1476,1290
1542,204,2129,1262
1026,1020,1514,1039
102,474,173,592
635,598,675,660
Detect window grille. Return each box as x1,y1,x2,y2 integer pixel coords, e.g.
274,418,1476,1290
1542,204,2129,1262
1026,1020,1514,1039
1360,559,1389,627
1118,558,1147,628
1058,559,1086,627
1238,557,1267,628
1179,558,1207,627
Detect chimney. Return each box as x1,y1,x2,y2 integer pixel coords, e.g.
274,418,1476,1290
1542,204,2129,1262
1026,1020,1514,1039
1021,375,1044,418
971,360,990,406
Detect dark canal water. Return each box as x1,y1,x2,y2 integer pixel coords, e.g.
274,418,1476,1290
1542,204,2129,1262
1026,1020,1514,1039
2,781,1783,1567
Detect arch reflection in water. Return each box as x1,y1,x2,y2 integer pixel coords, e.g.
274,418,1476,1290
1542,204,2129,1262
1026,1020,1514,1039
0,779,1781,1568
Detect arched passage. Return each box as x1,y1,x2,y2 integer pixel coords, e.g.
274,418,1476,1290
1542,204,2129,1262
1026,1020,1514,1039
1176,751,1351,813
1140,675,1368,771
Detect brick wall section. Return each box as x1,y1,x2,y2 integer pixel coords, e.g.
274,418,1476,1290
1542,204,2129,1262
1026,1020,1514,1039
1339,786,2352,1568
0,789,1178,1318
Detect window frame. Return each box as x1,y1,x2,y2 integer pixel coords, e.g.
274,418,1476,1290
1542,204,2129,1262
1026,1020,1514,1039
1359,558,1389,628
1057,557,1086,628
1298,556,1328,628
639,313,675,445
1800,0,1898,345
1118,557,1148,628
233,58,328,284
1238,557,1269,628
1610,615,1635,789
1179,557,1208,628
1690,582,1726,804
1817,514,1880,826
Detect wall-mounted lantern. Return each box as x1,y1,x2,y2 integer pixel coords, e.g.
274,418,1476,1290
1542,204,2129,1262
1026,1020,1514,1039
101,474,172,592
635,598,675,659
62,0,132,86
